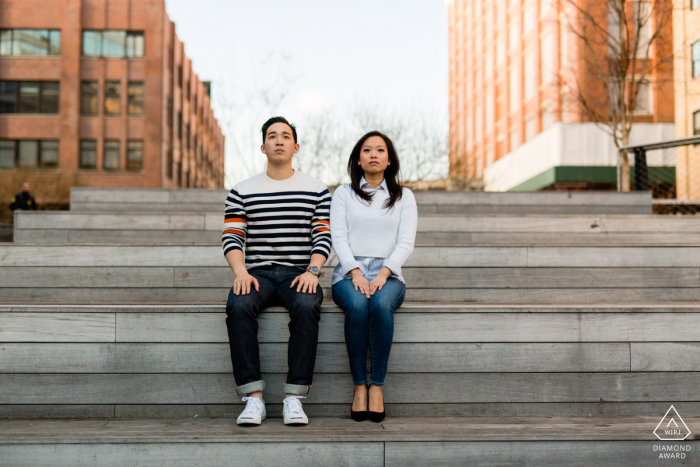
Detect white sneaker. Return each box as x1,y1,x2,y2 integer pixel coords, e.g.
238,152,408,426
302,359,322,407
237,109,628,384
283,396,309,425
237,397,266,425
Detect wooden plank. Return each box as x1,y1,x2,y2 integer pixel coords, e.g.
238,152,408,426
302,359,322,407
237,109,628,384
0,343,629,373
418,205,653,215
0,313,114,343
13,230,68,243
4,373,700,404
168,189,229,203
528,246,700,267
411,190,651,205
0,405,114,419
175,266,700,289
632,343,700,371
67,230,219,244
71,188,170,204
0,267,174,288
15,213,206,230
4,287,700,304
385,441,686,467
71,203,223,212
581,313,700,341
0,443,384,467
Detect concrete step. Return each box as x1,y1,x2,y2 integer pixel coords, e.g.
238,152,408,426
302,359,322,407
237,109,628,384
69,188,652,214
2,303,700,420
15,211,700,245
2,417,695,466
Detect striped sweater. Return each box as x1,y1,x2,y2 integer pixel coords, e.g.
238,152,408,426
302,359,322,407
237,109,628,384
222,170,332,269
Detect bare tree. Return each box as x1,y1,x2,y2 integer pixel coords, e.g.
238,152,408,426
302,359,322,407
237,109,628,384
561,0,675,191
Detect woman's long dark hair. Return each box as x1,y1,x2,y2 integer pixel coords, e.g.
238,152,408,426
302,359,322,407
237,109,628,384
348,131,403,209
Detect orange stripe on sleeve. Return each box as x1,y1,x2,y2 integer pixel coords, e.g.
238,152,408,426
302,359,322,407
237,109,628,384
224,218,246,224
313,220,330,225
315,227,330,232
223,229,245,236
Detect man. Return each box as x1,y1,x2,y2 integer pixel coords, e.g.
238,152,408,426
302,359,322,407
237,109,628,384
222,116,331,426
9,182,38,212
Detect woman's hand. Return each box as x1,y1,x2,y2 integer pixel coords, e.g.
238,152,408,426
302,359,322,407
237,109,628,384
369,267,392,295
233,270,259,296
350,269,371,298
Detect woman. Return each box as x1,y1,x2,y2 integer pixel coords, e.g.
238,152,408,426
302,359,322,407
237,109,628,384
330,131,418,423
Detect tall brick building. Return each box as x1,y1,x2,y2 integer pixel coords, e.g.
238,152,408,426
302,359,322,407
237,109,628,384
0,0,225,194
447,0,675,191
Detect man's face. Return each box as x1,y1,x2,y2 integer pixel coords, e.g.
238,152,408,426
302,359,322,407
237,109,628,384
22,182,30,192
261,122,299,165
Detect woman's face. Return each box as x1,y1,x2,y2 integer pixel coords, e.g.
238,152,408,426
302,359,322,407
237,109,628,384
358,136,389,175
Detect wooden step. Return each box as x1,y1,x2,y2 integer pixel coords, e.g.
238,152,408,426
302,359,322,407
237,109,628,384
0,417,696,466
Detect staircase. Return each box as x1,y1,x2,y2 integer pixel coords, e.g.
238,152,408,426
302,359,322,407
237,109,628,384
1,188,698,466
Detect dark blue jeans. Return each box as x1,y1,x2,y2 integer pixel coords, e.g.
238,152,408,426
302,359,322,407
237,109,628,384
225,265,323,396
331,278,406,386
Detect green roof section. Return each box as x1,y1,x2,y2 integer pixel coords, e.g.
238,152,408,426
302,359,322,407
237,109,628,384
509,166,676,191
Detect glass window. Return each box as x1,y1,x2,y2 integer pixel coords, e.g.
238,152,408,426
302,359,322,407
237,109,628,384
82,31,102,57
49,30,61,55
509,66,520,110
692,0,699,10
80,140,97,168
510,128,519,150
104,140,120,170
524,52,536,98
0,140,16,168
102,30,126,57
0,30,12,55
127,82,144,115
18,140,39,167
104,81,121,115
15,29,49,56
634,81,653,114
127,140,143,170
81,81,98,115
693,110,700,135
542,104,554,129
525,117,536,140
40,82,60,114
40,140,59,168
126,31,144,57
541,33,554,84
692,41,700,78
19,82,40,113
0,81,17,113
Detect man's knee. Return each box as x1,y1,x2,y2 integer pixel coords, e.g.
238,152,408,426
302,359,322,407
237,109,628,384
226,288,260,318
287,290,323,320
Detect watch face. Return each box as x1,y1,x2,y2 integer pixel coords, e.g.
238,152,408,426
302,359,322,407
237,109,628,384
310,266,319,274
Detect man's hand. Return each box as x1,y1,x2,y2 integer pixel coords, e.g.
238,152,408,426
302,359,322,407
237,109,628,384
369,267,392,295
233,270,259,296
290,271,319,294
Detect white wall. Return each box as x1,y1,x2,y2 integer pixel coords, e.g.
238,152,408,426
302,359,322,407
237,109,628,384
483,122,676,192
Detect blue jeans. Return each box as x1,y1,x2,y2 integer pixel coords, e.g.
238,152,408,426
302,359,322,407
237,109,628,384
331,278,406,386
225,265,323,396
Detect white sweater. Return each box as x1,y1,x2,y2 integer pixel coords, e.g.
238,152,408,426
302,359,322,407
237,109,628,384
330,178,418,276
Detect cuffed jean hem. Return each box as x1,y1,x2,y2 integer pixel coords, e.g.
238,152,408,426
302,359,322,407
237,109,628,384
236,380,265,395
284,383,311,395
352,379,368,386
369,380,385,387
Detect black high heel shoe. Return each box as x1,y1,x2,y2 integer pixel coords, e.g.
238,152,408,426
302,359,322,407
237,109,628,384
368,385,385,423
350,385,368,422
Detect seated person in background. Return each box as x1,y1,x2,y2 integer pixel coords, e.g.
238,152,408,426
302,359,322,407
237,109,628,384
9,182,37,212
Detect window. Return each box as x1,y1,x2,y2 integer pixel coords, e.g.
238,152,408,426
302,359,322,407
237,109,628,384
509,66,520,110
523,2,537,32
693,110,700,135
634,81,653,114
0,81,59,114
560,18,568,69
692,41,700,78
0,29,61,56
633,1,652,58
104,81,121,115
127,82,144,115
524,52,536,98
80,140,97,168
525,117,536,140
540,0,552,13
541,33,554,84
19,82,39,113
0,140,58,168
104,140,120,170
510,128,520,150
82,30,144,58
692,0,699,10
80,81,98,115
127,140,143,170
542,104,554,129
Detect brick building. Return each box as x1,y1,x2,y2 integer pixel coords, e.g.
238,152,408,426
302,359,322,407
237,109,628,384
674,0,700,199
447,0,675,191
0,0,225,197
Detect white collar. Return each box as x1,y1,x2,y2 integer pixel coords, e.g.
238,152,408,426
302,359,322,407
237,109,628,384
359,176,388,192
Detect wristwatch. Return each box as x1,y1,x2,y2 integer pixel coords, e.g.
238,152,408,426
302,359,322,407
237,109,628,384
306,265,323,277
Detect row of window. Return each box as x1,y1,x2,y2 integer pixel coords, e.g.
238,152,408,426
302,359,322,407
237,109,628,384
0,29,61,56
693,41,700,79
80,139,143,170
694,110,700,136
0,140,59,169
82,31,144,58
81,81,144,116
0,81,60,114
0,139,144,171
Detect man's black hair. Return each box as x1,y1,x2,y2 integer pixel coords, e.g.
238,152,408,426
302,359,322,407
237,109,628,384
261,116,297,143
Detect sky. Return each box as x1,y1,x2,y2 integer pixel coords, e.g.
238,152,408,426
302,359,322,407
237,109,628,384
163,0,449,185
